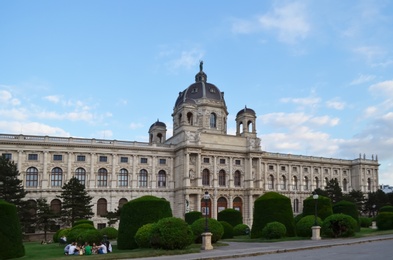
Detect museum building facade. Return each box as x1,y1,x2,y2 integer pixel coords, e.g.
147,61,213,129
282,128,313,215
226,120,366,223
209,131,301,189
0,64,380,228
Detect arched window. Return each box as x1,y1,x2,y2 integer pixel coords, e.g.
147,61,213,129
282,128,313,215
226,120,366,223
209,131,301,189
210,113,217,128
98,168,108,187
75,167,86,185
247,120,253,132
51,167,63,187
315,177,319,189
50,199,61,214
178,113,182,125
27,199,37,219
119,198,128,209
234,170,241,187
157,133,163,143
292,176,298,190
367,178,371,191
26,167,38,187
304,176,309,190
97,198,107,216
268,174,274,190
233,197,242,213
293,199,299,213
187,112,193,125
324,177,329,187
343,178,348,192
139,169,148,187
217,197,227,213
158,170,166,187
281,175,287,190
118,168,128,187
202,169,210,186
218,170,226,186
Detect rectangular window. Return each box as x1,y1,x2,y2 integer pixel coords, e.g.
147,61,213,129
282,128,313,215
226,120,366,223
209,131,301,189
268,165,274,170
303,167,308,173
53,154,62,161
235,159,241,165
203,158,210,163
292,167,297,172
120,157,128,163
219,159,226,164
99,156,107,162
140,157,148,164
77,155,86,162
2,153,12,160
281,166,286,171
97,223,106,230
159,158,166,164
28,154,38,161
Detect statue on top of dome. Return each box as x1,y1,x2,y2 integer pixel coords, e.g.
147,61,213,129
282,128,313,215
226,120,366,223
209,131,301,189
199,60,203,72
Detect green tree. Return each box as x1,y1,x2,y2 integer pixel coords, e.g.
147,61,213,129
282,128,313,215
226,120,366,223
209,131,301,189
342,189,365,214
0,155,28,228
365,190,388,216
324,179,343,204
105,208,120,227
57,177,93,226
36,198,58,241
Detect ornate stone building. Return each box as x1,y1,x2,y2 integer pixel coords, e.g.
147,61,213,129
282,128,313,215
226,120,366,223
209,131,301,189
0,63,380,228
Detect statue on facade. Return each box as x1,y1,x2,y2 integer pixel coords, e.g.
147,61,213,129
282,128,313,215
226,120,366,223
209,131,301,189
199,60,203,72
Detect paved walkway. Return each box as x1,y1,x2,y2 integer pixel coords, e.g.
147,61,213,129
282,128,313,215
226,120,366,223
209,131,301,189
140,234,393,260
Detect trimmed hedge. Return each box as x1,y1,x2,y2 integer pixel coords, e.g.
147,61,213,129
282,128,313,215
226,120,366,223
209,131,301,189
53,228,71,243
150,217,194,250
185,211,202,225
359,217,372,228
303,195,333,221
191,218,224,243
376,212,393,230
217,209,242,227
135,223,156,248
219,221,234,239
333,200,360,231
321,214,357,238
73,219,94,227
251,192,296,238
233,224,250,236
294,213,303,224
117,196,172,249
67,224,100,244
262,222,286,239
379,206,393,213
0,200,25,259
296,215,322,237
99,227,118,240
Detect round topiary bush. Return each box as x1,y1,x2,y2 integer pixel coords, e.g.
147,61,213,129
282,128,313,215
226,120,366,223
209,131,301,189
0,200,25,260
217,209,242,227
99,227,118,240
294,213,303,224
376,212,393,230
135,223,156,248
53,228,71,243
251,192,296,238
359,217,372,228
233,224,250,236
191,218,224,243
150,217,194,250
333,200,360,231
379,206,393,213
185,211,202,225
321,214,357,238
295,215,322,237
261,222,286,239
117,196,172,249
219,221,234,239
67,224,97,243
303,195,333,221
73,219,94,227
77,229,103,244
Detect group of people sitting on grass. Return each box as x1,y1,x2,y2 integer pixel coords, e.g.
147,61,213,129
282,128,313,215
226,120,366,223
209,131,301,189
64,240,112,255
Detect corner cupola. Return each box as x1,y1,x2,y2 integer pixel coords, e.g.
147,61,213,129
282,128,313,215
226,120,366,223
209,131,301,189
236,106,257,137
149,119,167,144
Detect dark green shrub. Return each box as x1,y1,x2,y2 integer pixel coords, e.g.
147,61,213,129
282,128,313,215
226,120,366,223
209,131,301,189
150,217,193,250
379,206,393,213
73,219,94,227
294,213,303,224
191,218,224,243
67,224,96,243
333,200,360,231
303,195,333,221
233,224,250,236
359,217,372,228
53,228,71,243
251,192,296,238
321,214,357,238
296,215,322,237
99,227,118,239
261,222,286,239
217,209,242,227
117,196,172,249
185,211,202,225
135,223,156,248
219,221,234,239
376,212,393,230
0,200,25,259
77,229,103,244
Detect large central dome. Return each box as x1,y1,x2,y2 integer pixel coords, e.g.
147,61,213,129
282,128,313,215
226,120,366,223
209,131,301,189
174,61,225,109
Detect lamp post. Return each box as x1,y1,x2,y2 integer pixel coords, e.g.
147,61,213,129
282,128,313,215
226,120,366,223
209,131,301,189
313,191,319,226
372,204,376,218
311,191,321,240
204,191,210,232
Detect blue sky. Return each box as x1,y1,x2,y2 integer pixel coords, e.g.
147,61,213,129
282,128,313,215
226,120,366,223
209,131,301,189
1,1,393,186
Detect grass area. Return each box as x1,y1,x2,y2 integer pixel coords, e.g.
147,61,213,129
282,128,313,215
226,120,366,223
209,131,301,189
21,228,393,260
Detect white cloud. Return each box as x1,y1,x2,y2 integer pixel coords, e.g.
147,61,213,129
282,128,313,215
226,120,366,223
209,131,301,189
280,96,320,107
258,2,310,44
0,121,69,136
350,74,376,85
309,115,339,127
44,95,61,103
259,112,339,128
0,90,20,105
369,80,393,97
168,49,205,71
0,108,28,120
326,99,346,110
353,46,385,61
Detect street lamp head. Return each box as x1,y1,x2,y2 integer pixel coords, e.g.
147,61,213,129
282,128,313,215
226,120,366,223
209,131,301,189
312,191,319,200
204,191,210,200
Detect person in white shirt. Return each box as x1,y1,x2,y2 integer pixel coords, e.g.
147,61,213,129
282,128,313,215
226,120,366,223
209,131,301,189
68,242,79,255
97,242,107,254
